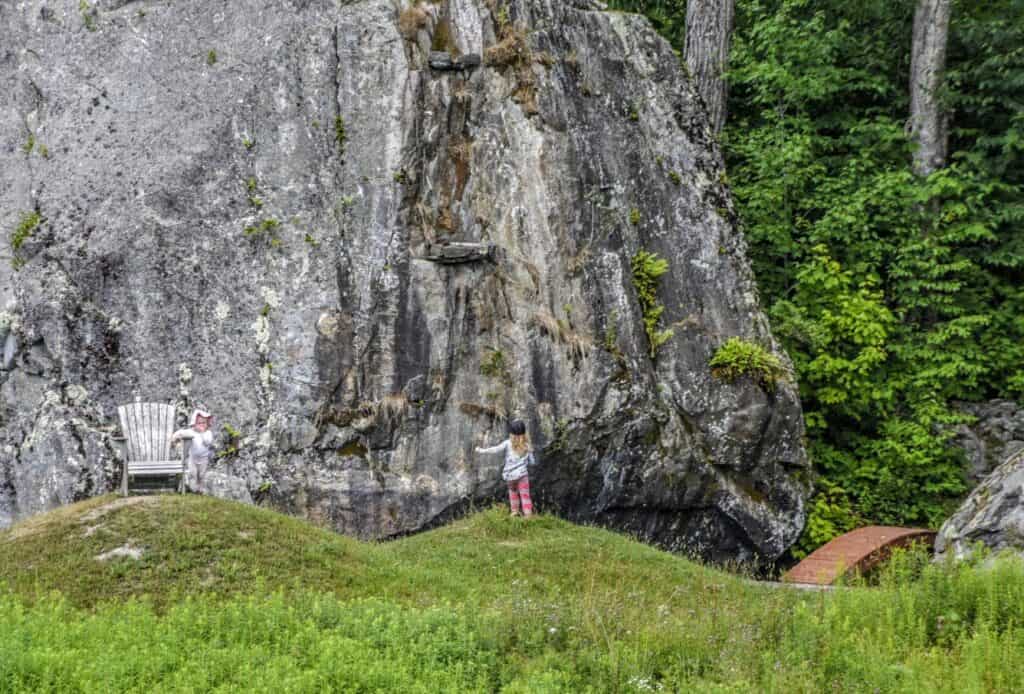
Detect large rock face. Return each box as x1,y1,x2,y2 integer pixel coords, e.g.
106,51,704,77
935,449,1024,561
0,0,809,562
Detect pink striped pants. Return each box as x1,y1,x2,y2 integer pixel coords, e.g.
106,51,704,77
507,475,532,516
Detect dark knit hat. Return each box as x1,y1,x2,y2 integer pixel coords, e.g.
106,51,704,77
509,419,526,436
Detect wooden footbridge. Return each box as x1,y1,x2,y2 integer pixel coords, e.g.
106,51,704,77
783,526,936,586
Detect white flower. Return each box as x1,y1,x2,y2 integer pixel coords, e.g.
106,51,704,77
626,676,663,692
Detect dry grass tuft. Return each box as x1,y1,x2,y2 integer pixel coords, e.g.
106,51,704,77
398,5,429,40
534,51,556,67
346,393,410,429
459,401,507,421
534,310,593,361
533,310,563,342
352,400,379,430
380,393,409,421
484,19,540,115
512,76,538,114
484,27,529,68
565,333,592,362
567,246,591,275
453,82,471,103
448,137,473,165
517,259,542,297
437,207,455,231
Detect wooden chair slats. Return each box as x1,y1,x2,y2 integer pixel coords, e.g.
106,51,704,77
128,462,183,474
141,403,152,462
117,401,182,496
162,404,175,461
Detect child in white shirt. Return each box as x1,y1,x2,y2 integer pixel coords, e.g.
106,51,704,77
172,408,215,493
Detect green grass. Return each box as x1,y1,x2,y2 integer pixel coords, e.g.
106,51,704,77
2,496,1024,691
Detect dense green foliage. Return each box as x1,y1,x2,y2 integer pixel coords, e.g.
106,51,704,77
610,0,1024,553
631,249,674,357
2,497,1024,691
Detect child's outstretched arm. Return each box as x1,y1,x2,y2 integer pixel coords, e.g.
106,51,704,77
171,427,196,442
475,440,508,455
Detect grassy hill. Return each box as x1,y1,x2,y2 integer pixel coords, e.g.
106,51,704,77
2,495,1024,692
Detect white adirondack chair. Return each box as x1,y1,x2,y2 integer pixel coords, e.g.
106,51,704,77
117,401,185,496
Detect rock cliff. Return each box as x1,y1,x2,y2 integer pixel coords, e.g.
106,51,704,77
0,0,809,562
953,399,1024,483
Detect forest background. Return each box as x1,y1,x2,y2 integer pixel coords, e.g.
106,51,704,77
607,0,1024,555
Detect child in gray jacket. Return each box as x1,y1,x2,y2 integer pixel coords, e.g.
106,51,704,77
475,420,537,517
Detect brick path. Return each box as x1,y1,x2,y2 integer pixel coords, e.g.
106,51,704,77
783,526,936,585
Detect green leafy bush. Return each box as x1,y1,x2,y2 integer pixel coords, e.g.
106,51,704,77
10,211,42,269
10,211,40,251
79,0,97,30
709,337,787,391
216,423,243,461
630,249,674,357
480,348,513,385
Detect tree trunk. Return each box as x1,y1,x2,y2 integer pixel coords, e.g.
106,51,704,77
684,0,735,135
909,0,952,176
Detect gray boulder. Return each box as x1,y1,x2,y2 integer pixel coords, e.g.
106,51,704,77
201,468,254,505
0,0,809,562
953,399,1024,482
4,384,120,519
935,449,1024,561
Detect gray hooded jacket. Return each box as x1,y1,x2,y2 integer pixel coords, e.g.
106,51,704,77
476,439,536,481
